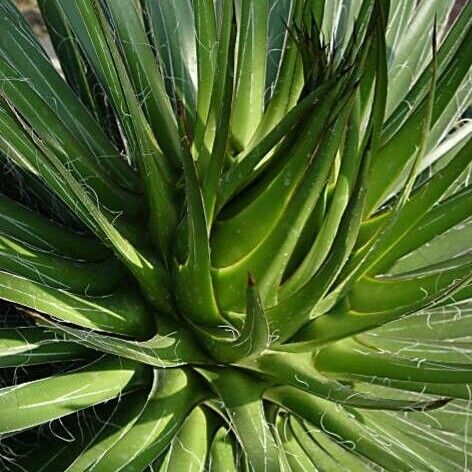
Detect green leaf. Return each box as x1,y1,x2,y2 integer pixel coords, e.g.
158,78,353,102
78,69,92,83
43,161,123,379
0,356,146,435
0,60,142,221
0,327,91,367
160,407,216,472
198,274,270,363
0,192,107,261
202,0,236,223
363,300,472,343
208,427,238,472
350,254,472,313
37,0,111,130
144,0,197,126
384,1,472,141
212,81,350,313
297,417,376,471
275,413,314,471
219,81,335,207
0,234,125,295
80,368,208,471
106,0,182,167
243,350,449,411
385,0,415,63
288,416,343,471
363,139,472,275
267,115,371,339
230,0,268,149
35,313,208,367
386,0,452,116
267,4,388,337
279,95,362,299
57,0,179,259
315,337,472,384
355,378,472,401
60,390,151,472
266,385,414,471
256,0,305,139
0,271,154,338
0,1,142,196
174,124,226,326
294,270,471,348
360,410,465,471
366,22,472,215
192,0,218,159
317,28,438,314
198,367,281,471
0,99,171,312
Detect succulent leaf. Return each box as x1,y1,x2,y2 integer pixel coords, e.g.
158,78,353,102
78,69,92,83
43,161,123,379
0,0,470,470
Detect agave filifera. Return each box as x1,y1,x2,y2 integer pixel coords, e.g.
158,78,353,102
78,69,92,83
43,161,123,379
0,0,471,470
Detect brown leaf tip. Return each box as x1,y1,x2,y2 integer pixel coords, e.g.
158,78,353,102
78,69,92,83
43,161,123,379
248,272,256,287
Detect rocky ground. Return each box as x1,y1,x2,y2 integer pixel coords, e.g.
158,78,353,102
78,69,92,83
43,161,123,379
16,0,45,36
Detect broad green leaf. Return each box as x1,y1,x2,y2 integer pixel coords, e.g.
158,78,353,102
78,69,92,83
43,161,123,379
0,234,125,295
0,327,91,367
36,313,208,367
144,0,197,126
386,0,452,116
0,356,146,435
202,0,236,223
316,337,472,384
208,427,237,472
198,275,270,363
230,0,268,149
106,0,182,167
38,0,105,124
198,367,282,471
275,413,315,471
192,0,218,160
159,407,216,472
0,1,142,196
0,98,171,312
0,271,154,338
266,385,414,471
0,192,107,261
80,368,208,472
243,350,449,411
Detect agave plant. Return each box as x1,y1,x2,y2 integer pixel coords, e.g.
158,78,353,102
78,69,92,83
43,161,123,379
0,0,471,470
